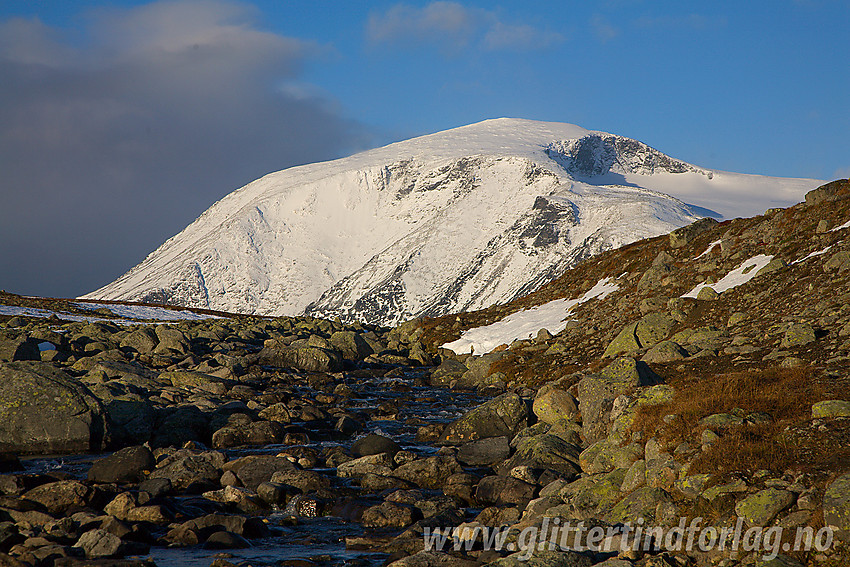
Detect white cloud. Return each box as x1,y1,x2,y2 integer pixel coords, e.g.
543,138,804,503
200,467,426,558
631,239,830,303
367,2,564,52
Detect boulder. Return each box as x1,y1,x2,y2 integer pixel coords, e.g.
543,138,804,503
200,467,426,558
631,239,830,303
361,501,419,529
149,453,223,491
221,455,297,491
805,179,850,206
669,217,718,248
392,455,463,490
780,323,816,349
160,371,226,395
812,400,850,419
437,393,528,445
735,488,796,527
257,345,343,372
74,529,122,559
0,362,109,454
457,437,511,466
329,331,373,360
641,340,688,363
351,434,401,458
823,472,850,540
0,332,40,362
23,480,91,515
429,359,468,387
499,434,581,478
475,475,536,506
576,358,655,444
118,328,158,355
533,387,579,425
88,445,155,484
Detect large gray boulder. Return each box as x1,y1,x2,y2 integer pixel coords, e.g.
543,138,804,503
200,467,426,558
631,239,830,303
0,332,40,362
437,392,528,445
257,345,343,372
0,362,110,454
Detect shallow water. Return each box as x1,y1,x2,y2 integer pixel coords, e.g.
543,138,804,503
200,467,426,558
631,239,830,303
30,368,484,567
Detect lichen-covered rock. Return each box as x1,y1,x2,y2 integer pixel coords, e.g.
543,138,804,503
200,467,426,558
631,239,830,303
429,359,468,387
257,345,343,372
641,340,688,363
0,361,109,454
533,387,579,425
812,400,850,419
781,323,816,349
437,392,528,445
607,486,670,524
824,472,850,540
734,488,796,527
669,217,718,248
499,433,581,478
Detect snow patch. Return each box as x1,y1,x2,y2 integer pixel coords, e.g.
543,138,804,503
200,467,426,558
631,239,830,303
693,239,723,260
829,219,850,232
682,255,774,299
73,302,221,321
442,277,619,355
792,245,835,264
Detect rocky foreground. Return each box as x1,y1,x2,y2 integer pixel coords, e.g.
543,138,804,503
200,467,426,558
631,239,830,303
0,181,849,567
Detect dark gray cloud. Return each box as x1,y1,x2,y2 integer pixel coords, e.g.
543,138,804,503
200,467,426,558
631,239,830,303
0,0,372,298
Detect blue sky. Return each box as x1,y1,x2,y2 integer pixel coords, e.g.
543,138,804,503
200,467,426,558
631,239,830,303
1,0,848,296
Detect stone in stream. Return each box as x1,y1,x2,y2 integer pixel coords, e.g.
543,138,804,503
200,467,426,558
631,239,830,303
351,434,402,458
88,445,155,484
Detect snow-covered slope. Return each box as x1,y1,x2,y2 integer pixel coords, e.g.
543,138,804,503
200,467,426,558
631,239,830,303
82,118,821,325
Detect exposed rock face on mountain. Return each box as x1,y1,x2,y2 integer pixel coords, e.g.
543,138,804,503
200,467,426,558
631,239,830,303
82,119,819,326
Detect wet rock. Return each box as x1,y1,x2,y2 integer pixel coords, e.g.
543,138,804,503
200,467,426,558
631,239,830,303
182,513,270,539
23,480,91,515
437,393,528,445
430,360,468,387
361,501,420,529
104,400,157,445
337,453,395,479
221,455,297,491
0,362,109,454
203,531,250,550
392,455,463,490
151,406,209,448
351,434,402,458
212,420,284,449
88,445,155,484
149,452,223,492
257,403,292,423
270,468,331,494
73,529,122,558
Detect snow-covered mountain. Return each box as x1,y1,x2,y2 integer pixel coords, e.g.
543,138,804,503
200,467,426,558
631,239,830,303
82,119,821,326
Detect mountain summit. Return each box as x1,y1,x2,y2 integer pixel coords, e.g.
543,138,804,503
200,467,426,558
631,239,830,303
83,118,820,325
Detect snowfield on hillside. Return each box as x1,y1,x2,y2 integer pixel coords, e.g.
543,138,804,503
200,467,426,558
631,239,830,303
442,277,620,355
